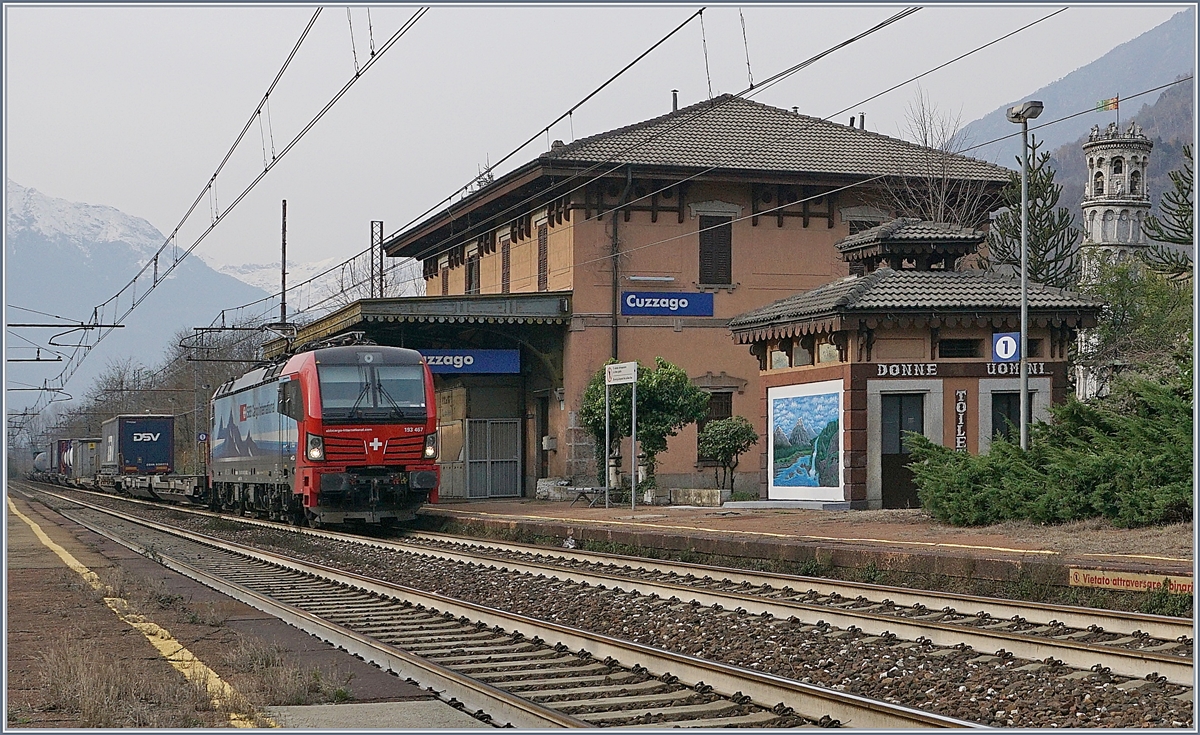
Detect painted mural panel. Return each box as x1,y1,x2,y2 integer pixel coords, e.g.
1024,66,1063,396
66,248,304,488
768,380,843,501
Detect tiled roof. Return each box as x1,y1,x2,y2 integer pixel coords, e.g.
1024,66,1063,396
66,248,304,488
728,268,1100,333
835,218,987,252
545,95,1012,182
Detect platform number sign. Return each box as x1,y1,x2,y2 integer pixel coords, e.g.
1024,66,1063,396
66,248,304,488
993,332,1020,363
197,432,209,443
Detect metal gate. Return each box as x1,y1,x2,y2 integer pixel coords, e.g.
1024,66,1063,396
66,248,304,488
466,419,521,498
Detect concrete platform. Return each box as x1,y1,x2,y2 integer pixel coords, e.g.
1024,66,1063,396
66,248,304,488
723,500,851,510
266,700,486,729
415,499,1193,593
6,491,485,728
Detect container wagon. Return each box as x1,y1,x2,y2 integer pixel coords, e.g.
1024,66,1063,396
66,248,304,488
99,415,175,498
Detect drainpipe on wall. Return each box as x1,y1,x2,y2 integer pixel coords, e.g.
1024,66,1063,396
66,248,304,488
611,166,634,360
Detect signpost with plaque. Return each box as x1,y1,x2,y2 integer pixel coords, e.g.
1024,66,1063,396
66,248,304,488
604,362,639,510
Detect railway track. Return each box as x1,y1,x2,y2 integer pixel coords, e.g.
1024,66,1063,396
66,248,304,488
393,532,1194,685
16,483,975,729
19,483,1195,726
44,484,1187,684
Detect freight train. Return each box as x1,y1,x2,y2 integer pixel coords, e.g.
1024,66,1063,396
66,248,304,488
31,340,440,527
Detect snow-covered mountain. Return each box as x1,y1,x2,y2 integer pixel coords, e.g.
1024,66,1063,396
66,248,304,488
5,179,270,401
200,255,346,294
6,179,165,256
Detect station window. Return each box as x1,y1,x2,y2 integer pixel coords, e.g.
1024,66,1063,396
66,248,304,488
537,224,549,291
440,267,449,296
991,392,1032,441
699,215,733,284
938,339,981,358
792,338,814,366
501,240,511,294
817,341,841,363
697,391,734,462
465,255,480,295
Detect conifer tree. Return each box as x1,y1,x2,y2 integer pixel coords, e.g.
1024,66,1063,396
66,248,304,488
1141,144,1194,278
983,136,1080,288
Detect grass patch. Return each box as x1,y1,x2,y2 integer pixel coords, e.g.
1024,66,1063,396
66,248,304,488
37,633,221,727
1140,579,1194,617
222,638,355,707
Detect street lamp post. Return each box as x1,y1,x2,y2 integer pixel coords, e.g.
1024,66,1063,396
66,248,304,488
1006,100,1043,451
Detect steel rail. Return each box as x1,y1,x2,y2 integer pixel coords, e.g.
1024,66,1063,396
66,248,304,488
27,486,980,729
38,514,587,727
25,485,1194,685
406,531,1193,641
375,535,1194,685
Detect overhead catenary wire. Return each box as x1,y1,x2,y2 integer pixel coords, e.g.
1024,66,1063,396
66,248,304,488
362,6,924,284
21,8,1165,439
378,7,707,249
207,5,929,329
347,7,360,75
739,8,754,89
700,8,713,99
17,8,428,421
296,7,1171,304
201,5,928,334
196,7,708,331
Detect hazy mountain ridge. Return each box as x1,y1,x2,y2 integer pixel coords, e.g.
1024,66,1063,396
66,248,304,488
1049,76,1193,225
200,255,347,294
961,8,1194,168
5,181,270,400
5,179,165,257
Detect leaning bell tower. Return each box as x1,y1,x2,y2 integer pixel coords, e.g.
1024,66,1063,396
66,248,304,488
1076,119,1153,399
1079,120,1154,273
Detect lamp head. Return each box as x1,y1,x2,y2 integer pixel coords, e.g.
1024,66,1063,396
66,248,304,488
1006,100,1044,123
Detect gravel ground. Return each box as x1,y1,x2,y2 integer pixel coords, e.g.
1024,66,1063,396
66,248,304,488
97,499,1192,730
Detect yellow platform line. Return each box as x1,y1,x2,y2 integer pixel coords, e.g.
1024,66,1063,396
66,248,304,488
7,497,274,728
427,506,1186,560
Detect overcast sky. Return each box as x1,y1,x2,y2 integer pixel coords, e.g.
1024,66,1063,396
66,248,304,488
5,4,1187,272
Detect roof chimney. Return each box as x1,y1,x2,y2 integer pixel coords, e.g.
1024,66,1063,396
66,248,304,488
551,140,564,150
672,89,679,112
792,106,798,114
859,112,865,130
849,115,855,128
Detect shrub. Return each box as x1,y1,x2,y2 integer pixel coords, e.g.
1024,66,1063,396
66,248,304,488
907,368,1193,527
697,415,759,490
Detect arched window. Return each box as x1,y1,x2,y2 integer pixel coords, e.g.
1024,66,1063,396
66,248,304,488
1112,157,1124,174
1129,170,1141,194
1093,171,1105,195
1087,210,1096,237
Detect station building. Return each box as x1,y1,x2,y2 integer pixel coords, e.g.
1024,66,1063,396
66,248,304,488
728,219,1101,509
273,95,1012,501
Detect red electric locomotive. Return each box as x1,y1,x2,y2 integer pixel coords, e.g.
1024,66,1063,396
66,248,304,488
210,342,439,526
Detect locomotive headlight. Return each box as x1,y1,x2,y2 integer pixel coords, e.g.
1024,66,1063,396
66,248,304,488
306,433,325,461
423,431,439,460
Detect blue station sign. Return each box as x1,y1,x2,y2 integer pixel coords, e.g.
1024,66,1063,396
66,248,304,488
419,349,521,374
621,291,714,317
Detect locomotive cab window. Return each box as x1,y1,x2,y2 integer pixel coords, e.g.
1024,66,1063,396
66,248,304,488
318,359,427,423
278,379,304,421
